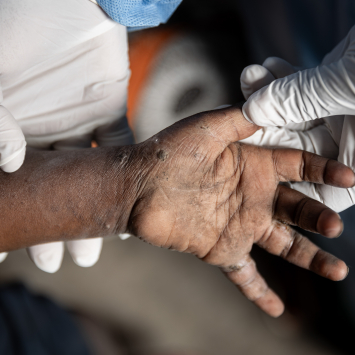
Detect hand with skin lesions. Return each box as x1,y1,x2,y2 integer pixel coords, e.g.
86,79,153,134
0,105,352,317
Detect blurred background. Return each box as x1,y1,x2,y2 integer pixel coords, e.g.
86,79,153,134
2,0,355,354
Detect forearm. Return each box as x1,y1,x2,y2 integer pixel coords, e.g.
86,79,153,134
0,146,144,252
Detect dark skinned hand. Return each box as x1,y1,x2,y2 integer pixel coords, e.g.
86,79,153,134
129,104,353,317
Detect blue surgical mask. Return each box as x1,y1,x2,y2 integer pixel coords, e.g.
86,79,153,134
96,0,183,31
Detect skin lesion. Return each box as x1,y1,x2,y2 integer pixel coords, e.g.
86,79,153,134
156,149,168,161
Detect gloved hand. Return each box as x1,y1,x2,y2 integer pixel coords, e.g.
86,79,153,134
0,0,134,272
240,25,355,213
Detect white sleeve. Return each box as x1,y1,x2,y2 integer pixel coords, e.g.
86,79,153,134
1,0,130,149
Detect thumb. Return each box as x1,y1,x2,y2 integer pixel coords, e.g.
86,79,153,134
241,64,275,100
0,106,26,172
240,58,296,100
158,103,260,152
241,59,323,132
203,104,261,144
262,57,296,79
243,57,355,127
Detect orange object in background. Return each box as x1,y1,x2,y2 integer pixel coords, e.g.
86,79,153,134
126,27,228,143
91,28,178,148
127,28,179,127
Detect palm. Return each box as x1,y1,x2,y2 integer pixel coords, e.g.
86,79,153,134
130,105,352,317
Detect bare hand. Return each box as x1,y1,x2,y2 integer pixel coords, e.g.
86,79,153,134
130,104,354,317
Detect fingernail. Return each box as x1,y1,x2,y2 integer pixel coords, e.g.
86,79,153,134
335,217,344,238
351,171,355,187
329,214,344,238
338,266,350,282
319,211,344,238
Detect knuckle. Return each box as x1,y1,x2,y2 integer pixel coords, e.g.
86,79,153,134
280,229,298,259
224,259,256,285
294,197,309,227
241,277,268,302
257,225,274,249
299,151,306,180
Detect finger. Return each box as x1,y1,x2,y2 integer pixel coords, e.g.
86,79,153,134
240,58,296,102
240,124,349,212
241,59,320,131
241,124,338,159
289,182,355,213
67,238,103,267
262,58,320,131
0,252,8,263
262,57,296,79
27,242,64,273
272,148,355,188
274,185,343,238
257,221,348,281
242,60,355,127
240,64,275,100
223,256,284,318
1,146,26,173
240,125,351,212
289,114,355,213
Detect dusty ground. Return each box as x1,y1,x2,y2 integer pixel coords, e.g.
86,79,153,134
0,236,338,355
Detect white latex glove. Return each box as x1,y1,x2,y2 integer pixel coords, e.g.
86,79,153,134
242,25,355,127
0,0,133,271
240,37,355,212
0,106,26,173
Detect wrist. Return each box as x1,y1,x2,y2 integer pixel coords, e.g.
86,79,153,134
104,143,155,236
